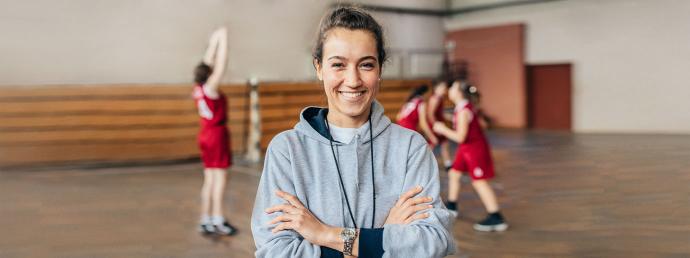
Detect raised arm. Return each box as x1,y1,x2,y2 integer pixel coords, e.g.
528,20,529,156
202,30,221,66
203,27,228,98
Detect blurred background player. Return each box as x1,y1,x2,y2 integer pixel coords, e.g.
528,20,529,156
193,27,237,236
433,81,508,232
396,85,438,145
427,78,453,170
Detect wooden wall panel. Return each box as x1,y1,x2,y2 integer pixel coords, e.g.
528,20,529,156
0,84,249,168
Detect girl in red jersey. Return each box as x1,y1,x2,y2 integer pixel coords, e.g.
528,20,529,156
433,81,508,232
193,27,236,236
396,85,438,145
427,79,453,170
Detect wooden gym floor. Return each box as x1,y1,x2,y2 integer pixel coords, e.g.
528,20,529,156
1,131,688,258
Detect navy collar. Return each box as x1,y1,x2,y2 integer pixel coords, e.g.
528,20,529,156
304,107,335,142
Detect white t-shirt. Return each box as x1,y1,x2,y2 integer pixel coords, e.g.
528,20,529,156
327,122,371,144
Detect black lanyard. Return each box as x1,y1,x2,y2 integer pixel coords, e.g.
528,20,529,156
324,108,376,229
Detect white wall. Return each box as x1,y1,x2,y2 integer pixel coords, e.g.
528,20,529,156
445,0,690,134
0,0,445,85
349,0,447,78
0,0,328,85
368,9,446,79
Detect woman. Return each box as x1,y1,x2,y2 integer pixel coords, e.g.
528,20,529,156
432,81,508,232
193,27,236,236
396,85,438,145
251,7,455,258
427,79,452,170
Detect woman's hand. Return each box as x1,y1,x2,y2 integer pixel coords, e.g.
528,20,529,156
384,186,433,225
266,190,334,246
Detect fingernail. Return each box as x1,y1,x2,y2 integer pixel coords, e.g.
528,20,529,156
428,205,433,208
416,185,422,190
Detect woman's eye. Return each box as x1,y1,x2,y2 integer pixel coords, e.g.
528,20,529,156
331,63,344,68
360,63,375,69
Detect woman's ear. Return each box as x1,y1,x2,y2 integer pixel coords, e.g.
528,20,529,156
313,59,323,81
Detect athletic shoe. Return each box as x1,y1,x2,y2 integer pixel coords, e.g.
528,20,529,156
214,221,237,236
473,213,508,232
198,223,215,235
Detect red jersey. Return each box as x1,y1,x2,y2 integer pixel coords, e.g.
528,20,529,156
193,85,228,128
453,101,487,145
193,85,231,168
397,97,424,131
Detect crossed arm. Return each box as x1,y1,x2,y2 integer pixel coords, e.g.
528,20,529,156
263,186,432,257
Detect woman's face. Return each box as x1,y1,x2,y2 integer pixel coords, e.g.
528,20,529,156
315,28,381,127
434,82,447,96
448,81,463,103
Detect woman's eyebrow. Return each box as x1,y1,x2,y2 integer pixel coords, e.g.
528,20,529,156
327,56,347,61
327,56,378,62
359,56,377,62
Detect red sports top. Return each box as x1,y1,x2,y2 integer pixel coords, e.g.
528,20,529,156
397,97,424,130
453,101,488,146
193,85,228,129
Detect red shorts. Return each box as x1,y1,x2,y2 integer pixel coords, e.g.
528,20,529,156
451,143,494,180
198,127,232,169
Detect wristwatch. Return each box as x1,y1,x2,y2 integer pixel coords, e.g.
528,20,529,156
340,227,357,256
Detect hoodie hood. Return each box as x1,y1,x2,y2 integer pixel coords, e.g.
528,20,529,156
294,100,391,145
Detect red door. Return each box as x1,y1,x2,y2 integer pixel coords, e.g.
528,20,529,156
527,64,572,130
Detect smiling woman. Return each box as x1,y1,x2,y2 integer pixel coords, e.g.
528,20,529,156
314,27,381,128
251,6,455,258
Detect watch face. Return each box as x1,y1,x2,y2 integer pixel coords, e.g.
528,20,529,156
341,228,356,239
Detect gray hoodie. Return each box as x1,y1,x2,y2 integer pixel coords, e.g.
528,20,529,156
251,101,456,257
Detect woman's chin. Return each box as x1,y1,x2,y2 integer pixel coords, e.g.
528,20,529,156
334,105,368,119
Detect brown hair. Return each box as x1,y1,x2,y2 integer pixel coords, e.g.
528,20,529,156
312,6,387,67
194,62,212,85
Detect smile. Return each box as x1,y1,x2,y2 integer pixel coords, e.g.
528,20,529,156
338,90,366,100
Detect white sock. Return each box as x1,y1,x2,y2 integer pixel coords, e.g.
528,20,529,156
211,215,225,225
200,215,211,224
444,160,452,168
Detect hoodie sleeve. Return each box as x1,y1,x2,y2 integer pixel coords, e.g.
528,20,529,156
382,135,456,258
251,134,323,258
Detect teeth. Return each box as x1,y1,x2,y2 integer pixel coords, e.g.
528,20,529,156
339,91,364,98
